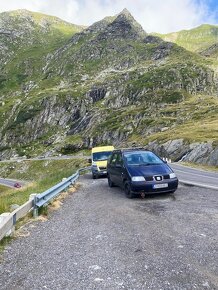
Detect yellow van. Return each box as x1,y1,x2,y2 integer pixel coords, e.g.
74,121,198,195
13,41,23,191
91,146,114,179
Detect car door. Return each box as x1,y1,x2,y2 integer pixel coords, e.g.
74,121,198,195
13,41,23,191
113,152,125,187
108,152,118,183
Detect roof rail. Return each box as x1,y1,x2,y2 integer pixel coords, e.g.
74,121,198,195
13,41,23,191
114,147,147,152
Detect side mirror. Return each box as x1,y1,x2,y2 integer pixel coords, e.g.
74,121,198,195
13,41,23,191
88,158,92,164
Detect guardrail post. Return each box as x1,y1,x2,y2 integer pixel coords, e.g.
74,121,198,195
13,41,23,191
33,195,38,219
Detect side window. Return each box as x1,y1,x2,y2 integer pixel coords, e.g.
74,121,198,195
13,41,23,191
111,153,118,165
116,153,123,166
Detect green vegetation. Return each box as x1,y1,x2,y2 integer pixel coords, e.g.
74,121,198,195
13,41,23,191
156,24,218,53
0,158,88,214
136,95,218,144
0,237,13,253
0,9,217,164
0,9,84,93
0,184,10,191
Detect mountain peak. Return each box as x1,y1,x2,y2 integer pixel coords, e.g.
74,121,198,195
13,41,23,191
108,8,146,39
74,8,146,43
119,8,132,17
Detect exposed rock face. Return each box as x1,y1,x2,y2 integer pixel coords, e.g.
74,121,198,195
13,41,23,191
0,9,217,166
97,9,146,41
183,142,218,166
201,43,218,58
89,87,107,102
147,140,218,166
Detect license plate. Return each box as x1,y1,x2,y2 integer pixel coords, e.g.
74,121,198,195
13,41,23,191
153,183,168,189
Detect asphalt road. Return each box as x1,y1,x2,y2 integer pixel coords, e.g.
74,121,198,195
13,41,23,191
1,157,218,191
0,178,26,189
0,174,217,290
171,163,218,190
0,178,19,189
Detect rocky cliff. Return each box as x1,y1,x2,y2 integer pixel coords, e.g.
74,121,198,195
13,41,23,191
0,9,217,165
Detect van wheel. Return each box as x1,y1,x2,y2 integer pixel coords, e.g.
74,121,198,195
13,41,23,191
92,174,96,179
124,181,134,199
108,175,115,187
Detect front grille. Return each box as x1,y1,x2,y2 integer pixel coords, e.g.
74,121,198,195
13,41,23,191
154,175,163,181
99,167,107,170
145,175,168,181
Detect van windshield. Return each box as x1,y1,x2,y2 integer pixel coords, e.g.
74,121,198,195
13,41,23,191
124,151,163,166
93,151,112,161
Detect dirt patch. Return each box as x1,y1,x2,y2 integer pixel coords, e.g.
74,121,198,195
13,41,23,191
48,184,80,212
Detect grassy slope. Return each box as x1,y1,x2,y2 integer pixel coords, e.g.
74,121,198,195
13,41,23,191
142,95,218,144
0,10,84,138
92,93,218,146
156,24,218,53
0,11,217,157
2,35,217,152
0,158,88,214
1,10,83,94
0,184,10,194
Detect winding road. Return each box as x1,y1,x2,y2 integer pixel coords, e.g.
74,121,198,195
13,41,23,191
0,178,18,188
171,163,218,190
0,159,218,191
0,178,25,189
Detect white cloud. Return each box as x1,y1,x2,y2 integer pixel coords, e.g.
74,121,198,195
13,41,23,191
0,0,217,33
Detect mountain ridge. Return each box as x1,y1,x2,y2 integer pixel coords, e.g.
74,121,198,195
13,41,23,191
156,23,218,54
0,9,217,165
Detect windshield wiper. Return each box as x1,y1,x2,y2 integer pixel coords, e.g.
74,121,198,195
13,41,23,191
134,163,162,166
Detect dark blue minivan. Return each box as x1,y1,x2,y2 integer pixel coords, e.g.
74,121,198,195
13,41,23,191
107,148,178,198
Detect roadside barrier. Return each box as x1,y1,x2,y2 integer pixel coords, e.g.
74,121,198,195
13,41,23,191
0,167,91,242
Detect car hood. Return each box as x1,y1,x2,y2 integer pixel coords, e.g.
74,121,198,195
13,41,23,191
127,164,173,177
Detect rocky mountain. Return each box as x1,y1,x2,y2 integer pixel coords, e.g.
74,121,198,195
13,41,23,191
156,24,218,53
0,9,218,165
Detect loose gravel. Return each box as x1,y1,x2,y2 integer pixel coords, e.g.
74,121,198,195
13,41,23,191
0,174,217,290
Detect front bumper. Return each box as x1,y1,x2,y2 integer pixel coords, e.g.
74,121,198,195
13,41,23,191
92,169,107,177
130,178,178,194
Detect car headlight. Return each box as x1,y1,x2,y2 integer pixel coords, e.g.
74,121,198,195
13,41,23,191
169,173,176,179
132,176,145,182
92,163,98,169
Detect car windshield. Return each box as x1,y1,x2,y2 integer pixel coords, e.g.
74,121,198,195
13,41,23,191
93,151,112,161
124,151,163,166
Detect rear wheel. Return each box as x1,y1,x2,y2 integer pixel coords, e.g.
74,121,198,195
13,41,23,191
108,175,115,187
124,181,135,199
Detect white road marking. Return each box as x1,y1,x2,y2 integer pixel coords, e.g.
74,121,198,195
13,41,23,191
175,169,218,180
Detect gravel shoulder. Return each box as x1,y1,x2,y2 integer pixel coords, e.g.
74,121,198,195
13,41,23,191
0,174,217,290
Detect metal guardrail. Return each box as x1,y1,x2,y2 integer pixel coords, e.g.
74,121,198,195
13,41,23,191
0,166,91,241
33,166,91,217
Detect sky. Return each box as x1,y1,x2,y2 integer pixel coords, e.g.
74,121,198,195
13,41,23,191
0,0,217,33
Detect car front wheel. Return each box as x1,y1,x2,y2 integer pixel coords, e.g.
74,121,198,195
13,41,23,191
108,174,115,187
124,181,135,199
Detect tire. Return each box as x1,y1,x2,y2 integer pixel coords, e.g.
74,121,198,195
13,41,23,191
92,173,96,179
108,175,115,187
124,181,135,199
